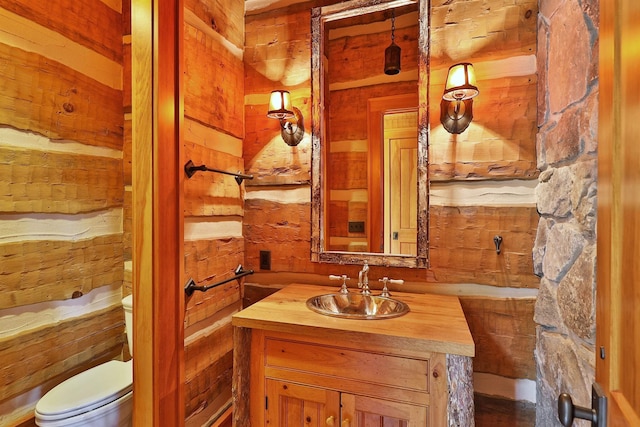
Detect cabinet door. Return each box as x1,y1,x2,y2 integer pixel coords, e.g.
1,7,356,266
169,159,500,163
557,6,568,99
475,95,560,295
341,393,428,426
265,379,341,427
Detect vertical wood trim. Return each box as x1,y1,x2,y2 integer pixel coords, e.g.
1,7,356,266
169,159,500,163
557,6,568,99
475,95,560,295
155,0,185,424
131,0,154,422
596,0,614,396
132,0,185,425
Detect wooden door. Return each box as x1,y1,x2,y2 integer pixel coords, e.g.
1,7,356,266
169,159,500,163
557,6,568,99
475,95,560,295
341,393,427,426
384,112,418,255
596,0,640,425
367,94,418,253
265,379,341,427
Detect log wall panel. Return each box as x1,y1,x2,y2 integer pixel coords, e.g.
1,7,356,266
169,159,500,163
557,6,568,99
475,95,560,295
0,148,124,214
184,22,244,139
185,351,233,422
243,102,312,183
327,23,418,84
474,393,535,427
460,297,536,380
182,0,246,420
429,76,538,180
184,142,244,217
185,0,244,49
185,322,233,385
0,0,123,63
0,235,124,309
243,9,311,93
429,206,539,288
0,306,124,402
0,43,123,150
0,1,125,424
123,189,132,261
326,152,367,190
429,0,537,69
329,82,417,142
123,43,132,110
243,199,314,272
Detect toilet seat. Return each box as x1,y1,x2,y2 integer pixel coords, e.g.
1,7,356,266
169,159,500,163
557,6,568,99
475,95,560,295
35,360,132,421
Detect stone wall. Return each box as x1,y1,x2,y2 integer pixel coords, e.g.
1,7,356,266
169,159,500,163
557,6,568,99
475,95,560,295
534,0,599,425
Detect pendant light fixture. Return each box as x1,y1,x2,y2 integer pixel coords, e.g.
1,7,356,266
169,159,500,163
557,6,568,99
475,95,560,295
384,10,401,75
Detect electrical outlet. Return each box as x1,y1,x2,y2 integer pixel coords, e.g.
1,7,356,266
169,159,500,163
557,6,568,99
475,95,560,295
348,221,365,233
259,250,271,270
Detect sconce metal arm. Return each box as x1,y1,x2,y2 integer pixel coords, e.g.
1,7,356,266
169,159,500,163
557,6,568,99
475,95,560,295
184,160,254,185
184,264,254,296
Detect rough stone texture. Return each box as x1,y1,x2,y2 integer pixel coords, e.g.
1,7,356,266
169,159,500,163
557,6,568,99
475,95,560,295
540,222,587,282
547,0,591,114
533,278,561,330
557,245,596,342
536,168,573,217
535,0,598,425
532,217,552,276
570,160,598,236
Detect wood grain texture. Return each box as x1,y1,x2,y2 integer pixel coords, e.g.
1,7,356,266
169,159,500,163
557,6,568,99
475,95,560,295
0,235,124,309
474,393,535,427
0,147,124,214
430,0,537,68
184,22,244,139
0,0,123,62
131,0,185,424
0,305,124,402
328,82,417,142
234,287,471,426
429,205,539,288
327,19,418,85
183,142,244,217
0,43,123,150
460,297,536,379
185,0,244,49
232,283,475,357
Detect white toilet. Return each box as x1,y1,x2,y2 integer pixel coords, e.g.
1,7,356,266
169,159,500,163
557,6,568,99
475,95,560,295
35,295,134,426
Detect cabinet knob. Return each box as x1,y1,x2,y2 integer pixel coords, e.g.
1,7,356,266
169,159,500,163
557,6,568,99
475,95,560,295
326,416,334,426
342,419,350,427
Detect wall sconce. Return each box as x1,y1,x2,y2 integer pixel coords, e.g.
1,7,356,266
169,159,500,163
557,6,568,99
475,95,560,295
267,90,305,146
440,63,479,134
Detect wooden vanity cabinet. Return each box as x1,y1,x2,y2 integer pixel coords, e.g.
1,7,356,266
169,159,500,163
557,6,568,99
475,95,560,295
260,333,439,426
232,284,475,427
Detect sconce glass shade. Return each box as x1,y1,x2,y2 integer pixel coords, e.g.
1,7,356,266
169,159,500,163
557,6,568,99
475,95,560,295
267,90,294,119
443,63,479,101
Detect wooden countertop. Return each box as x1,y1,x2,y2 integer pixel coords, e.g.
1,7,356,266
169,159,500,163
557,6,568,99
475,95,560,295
232,284,475,357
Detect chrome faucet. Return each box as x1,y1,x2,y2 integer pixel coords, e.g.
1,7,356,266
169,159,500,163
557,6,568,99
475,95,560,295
357,261,371,295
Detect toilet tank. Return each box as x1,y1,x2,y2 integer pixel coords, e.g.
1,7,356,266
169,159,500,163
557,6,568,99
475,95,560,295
122,295,133,355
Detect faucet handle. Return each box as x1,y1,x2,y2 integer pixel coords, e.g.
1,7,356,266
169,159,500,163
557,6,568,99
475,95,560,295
379,277,404,297
329,274,350,294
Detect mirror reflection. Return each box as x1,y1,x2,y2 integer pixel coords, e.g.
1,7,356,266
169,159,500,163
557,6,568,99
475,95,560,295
311,0,429,268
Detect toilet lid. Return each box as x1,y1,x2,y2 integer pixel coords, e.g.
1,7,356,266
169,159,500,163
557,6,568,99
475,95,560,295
35,360,132,420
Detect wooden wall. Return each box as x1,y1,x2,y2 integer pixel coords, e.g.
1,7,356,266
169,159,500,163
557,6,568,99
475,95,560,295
244,0,538,425
182,0,246,424
0,0,126,425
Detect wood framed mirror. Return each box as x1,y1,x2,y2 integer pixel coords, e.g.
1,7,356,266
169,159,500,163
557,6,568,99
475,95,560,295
310,0,429,268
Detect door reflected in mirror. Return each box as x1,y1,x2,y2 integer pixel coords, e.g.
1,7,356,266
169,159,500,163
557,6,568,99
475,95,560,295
311,0,429,268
